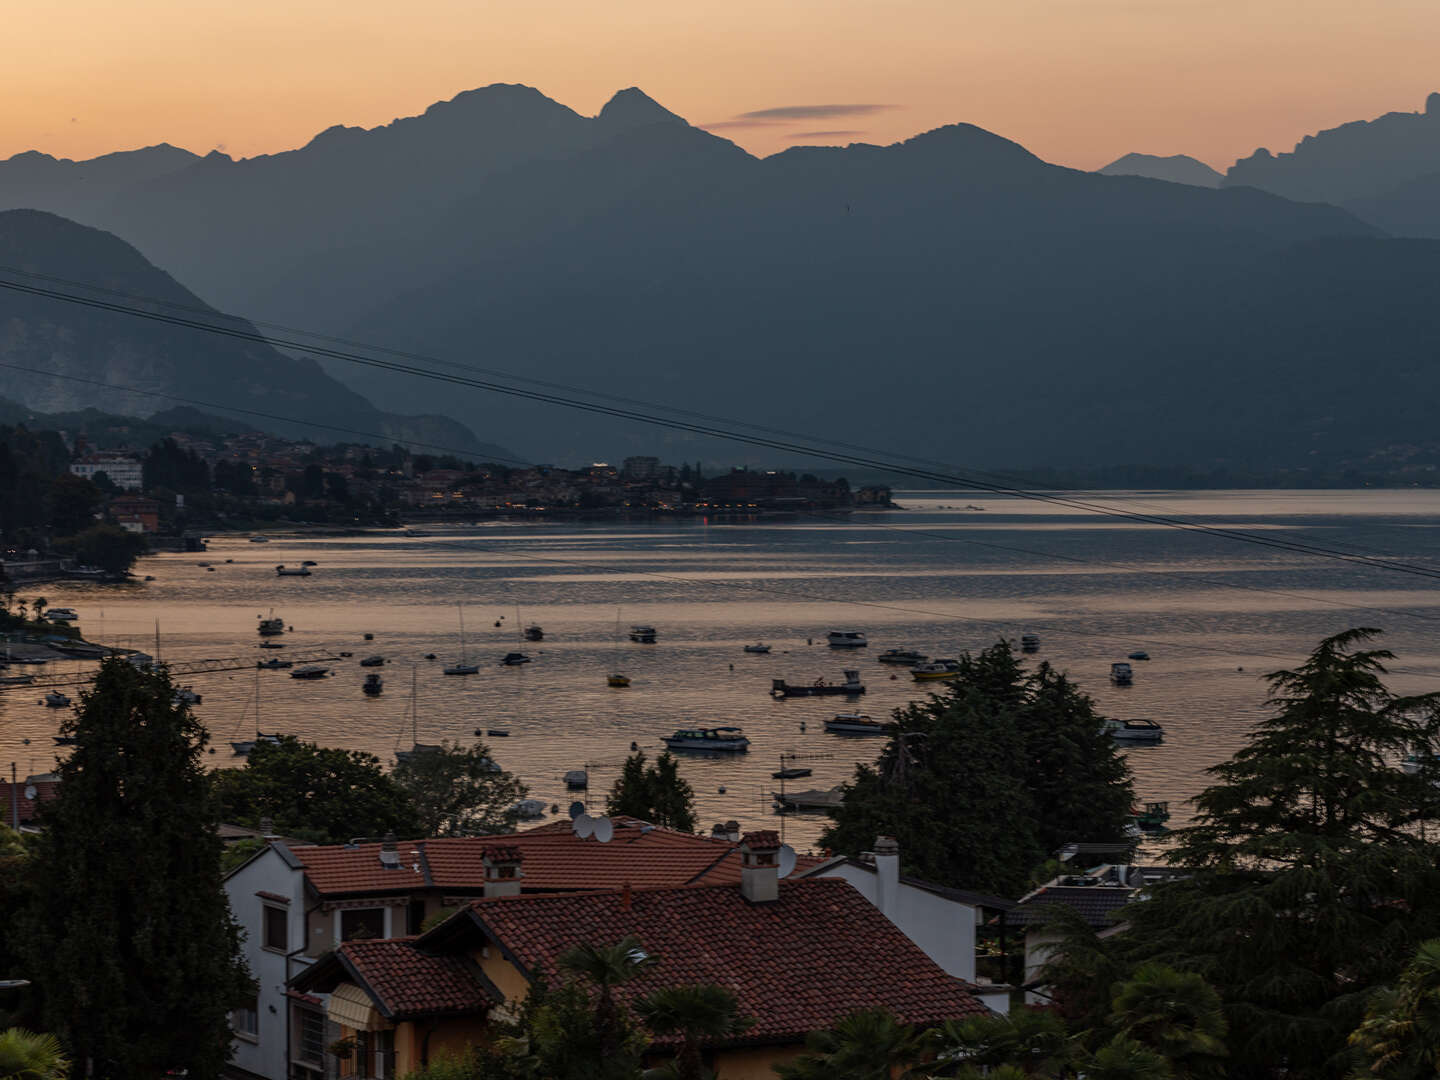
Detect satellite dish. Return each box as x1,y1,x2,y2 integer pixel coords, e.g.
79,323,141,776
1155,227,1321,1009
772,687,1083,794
593,817,615,844
568,801,586,820
23,784,37,802
574,814,596,839
776,844,797,880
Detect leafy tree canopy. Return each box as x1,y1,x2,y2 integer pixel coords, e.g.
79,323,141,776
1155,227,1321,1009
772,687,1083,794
606,751,697,833
821,640,1134,896
55,523,147,575
390,740,527,836
212,735,419,843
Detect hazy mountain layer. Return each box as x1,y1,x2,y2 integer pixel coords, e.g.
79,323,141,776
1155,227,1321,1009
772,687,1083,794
0,210,512,458
3,85,1434,467
1097,153,1222,187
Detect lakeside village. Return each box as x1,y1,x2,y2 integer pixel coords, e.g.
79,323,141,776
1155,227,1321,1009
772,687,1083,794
4,626,1440,1080
0,422,892,585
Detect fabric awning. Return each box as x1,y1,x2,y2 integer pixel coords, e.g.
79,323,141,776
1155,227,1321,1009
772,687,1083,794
327,982,386,1032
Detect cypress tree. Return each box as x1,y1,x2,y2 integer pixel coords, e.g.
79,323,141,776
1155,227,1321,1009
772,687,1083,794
1121,628,1440,1079
26,659,251,1079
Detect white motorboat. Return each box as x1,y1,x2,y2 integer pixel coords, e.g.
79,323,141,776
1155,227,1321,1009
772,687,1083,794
1105,718,1163,744
662,726,750,752
290,665,329,679
43,608,79,623
743,643,772,654
230,732,282,756
1110,662,1134,686
629,625,658,643
878,648,927,666
827,630,868,648
825,713,888,735
44,691,71,708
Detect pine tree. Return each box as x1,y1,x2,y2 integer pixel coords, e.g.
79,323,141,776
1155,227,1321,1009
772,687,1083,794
606,751,697,832
821,641,1133,896
1121,628,1440,1080
25,658,251,1079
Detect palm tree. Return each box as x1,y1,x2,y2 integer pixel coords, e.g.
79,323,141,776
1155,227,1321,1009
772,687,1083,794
929,1008,1071,1077
635,983,751,1080
774,1008,931,1080
1084,1036,1175,1080
557,936,657,1058
1108,963,1227,1078
1350,938,1440,1078
0,1028,70,1080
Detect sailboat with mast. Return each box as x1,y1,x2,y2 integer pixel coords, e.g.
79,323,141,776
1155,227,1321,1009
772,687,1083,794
231,667,284,755
443,605,480,675
396,667,441,762
607,609,631,687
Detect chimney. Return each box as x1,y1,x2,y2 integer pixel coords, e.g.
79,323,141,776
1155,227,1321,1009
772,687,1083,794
259,817,276,840
378,832,401,870
725,820,741,843
873,835,900,916
482,845,524,898
739,830,781,903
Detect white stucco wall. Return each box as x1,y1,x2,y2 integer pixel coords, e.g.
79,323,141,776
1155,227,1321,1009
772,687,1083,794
223,845,311,1080
822,863,978,983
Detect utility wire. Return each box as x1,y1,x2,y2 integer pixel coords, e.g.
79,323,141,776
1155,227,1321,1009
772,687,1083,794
5,273,1440,583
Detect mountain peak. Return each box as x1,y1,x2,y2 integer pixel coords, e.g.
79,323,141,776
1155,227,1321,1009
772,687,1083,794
1097,153,1223,188
597,87,687,130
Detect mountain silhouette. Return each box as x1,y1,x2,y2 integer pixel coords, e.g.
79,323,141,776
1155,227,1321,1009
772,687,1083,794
4,84,1436,468
1097,153,1222,187
0,210,511,458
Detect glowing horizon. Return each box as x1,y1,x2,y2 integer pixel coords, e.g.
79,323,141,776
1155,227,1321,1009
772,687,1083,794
3,0,1439,173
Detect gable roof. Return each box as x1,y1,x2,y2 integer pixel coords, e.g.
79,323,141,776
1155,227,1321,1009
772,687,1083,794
1008,884,1136,928
294,937,498,1020
287,819,826,898
802,857,1017,912
437,878,986,1045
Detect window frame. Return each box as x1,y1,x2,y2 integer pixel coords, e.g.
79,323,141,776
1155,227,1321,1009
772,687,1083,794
339,906,386,942
231,997,259,1042
261,902,289,953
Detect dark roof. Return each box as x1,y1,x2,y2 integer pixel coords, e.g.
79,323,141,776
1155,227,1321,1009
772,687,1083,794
1008,885,1136,928
293,938,498,1020
436,878,985,1045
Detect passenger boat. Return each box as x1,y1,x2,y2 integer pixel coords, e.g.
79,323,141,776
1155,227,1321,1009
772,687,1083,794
564,769,588,789
258,617,285,636
501,652,532,666
275,564,311,577
1110,662,1134,686
44,691,71,708
359,655,385,667
362,673,384,696
607,673,631,687
877,648,927,666
825,713,888,735
523,625,544,642
1020,633,1040,653
912,659,963,681
1105,718,1163,744
827,630,868,648
43,608,79,623
290,665,329,680
743,643,772,654
771,670,866,698
256,658,292,669
629,625,658,643
662,726,751,752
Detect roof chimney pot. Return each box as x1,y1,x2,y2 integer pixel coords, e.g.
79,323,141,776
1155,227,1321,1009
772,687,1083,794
739,830,781,903
482,844,524,898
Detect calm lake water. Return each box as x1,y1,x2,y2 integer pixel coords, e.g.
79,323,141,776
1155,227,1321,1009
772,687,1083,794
6,489,1440,854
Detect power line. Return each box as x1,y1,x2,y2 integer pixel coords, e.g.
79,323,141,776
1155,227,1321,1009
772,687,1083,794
5,272,1440,584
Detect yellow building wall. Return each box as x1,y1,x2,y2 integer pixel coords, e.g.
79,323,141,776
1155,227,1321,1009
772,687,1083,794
713,1044,805,1080
475,948,531,1005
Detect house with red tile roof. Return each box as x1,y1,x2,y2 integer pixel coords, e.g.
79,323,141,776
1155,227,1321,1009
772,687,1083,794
2,774,59,831
292,833,987,1079
221,818,826,1079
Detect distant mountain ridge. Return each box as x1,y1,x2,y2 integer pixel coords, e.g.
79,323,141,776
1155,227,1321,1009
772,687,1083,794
5,84,1439,469
0,210,513,459
1097,153,1222,187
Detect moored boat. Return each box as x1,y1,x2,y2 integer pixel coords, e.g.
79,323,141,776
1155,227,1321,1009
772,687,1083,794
1020,633,1040,652
500,652,532,666
825,712,888,735
827,630,868,648
362,673,384,696
878,648,927,666
359,655,385,667
44,691,71,708
1134,800,1170,832
43,607,79,623
629,625,658,643
172,686,202,705
607,673,631,687
564,769,588,789
275,564,311,577
771,669,866,698
512,798,548,820
290,665,329,680
912,658,963,681
231,732,283,756
662,726,750,752
523,625,544,642
1105,718,1163,744
772,766,813,780
1128,650,1150,661
743,643,772,654
1110,662,1134,685
257,658,293,669
258,617,285,636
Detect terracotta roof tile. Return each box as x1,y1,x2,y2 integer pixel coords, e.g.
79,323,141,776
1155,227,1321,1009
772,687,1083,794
291,821,827,897
339,937,494,1019
0,779,58,826
740,830,780,849
466,878,985,1044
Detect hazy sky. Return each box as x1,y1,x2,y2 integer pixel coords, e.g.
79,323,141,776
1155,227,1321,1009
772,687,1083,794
4,0,1439,170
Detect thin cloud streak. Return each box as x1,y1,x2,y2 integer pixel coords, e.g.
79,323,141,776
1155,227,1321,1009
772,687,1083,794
699,119,784,130
738,104,897,121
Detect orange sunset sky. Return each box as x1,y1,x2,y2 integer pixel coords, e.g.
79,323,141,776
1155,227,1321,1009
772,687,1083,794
3,0,1438,171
